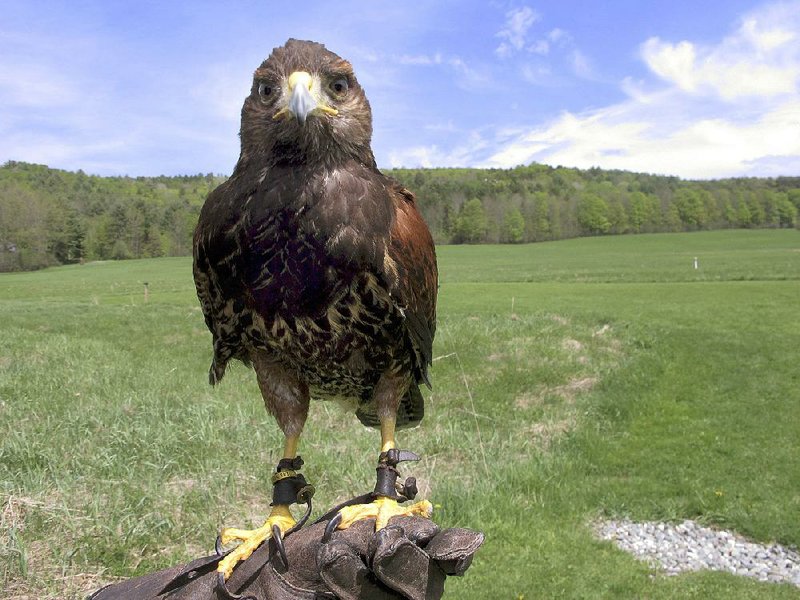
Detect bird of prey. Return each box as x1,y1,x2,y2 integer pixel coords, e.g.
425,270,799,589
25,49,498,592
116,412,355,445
193,39,438,580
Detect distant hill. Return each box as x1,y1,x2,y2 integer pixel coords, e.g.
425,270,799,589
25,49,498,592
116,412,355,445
1,160,798,271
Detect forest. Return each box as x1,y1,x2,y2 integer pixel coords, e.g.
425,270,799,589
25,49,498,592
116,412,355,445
0,160,798,271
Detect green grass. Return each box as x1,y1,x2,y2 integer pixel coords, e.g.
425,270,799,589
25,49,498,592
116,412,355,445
1,229,799,598
438,229,800,283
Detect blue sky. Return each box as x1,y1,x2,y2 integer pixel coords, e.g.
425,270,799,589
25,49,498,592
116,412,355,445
1,0,798,179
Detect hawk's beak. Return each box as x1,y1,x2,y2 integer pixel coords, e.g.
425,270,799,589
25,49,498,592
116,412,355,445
273,71,338,125
286,71,316,125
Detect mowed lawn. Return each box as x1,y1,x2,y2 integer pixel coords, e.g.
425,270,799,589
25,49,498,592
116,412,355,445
1,229,799,598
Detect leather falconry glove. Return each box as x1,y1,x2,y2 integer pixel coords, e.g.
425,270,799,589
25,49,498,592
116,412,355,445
88,516,484,600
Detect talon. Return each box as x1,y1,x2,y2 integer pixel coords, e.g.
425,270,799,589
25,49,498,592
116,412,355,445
216,571,258,600
271,523,288,569
215,459,314,579
322,512,343,543
215,506,295,580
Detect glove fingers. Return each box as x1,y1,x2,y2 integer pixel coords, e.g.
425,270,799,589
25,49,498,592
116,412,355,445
384,516,440,547
318,539,397,600
424,528,485,576
371,527,445,600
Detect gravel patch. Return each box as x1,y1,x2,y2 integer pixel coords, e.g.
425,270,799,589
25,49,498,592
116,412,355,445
596,519,800,587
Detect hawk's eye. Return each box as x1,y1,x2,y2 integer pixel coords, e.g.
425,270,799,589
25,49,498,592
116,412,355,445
329,77,349,95
257,82,273,99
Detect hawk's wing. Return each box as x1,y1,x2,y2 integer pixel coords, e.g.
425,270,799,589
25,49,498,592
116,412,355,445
384,181,438,388
290,165,437,387
192,174,262,383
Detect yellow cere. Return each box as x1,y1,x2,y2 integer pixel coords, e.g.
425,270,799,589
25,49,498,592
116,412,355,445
272,71,339,120
287,71,313,91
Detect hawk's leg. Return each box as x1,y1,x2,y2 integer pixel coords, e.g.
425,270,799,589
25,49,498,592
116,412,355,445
216,355,311,580
216,437,311,579
336,374,433,531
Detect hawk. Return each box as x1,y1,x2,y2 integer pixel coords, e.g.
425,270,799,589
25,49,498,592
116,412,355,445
193,39,438,580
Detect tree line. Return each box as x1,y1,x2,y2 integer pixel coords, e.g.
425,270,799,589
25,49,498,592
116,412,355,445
1,160,798,271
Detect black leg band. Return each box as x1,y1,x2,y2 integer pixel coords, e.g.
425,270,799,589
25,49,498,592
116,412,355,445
271,455,315,506
374,463,401,498
373,448,420,502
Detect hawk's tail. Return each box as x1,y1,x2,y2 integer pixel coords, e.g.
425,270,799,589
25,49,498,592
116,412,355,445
209,359,226,385
208,351,251,386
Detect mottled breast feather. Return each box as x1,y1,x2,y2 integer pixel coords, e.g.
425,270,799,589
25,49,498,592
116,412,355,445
192,161,437,399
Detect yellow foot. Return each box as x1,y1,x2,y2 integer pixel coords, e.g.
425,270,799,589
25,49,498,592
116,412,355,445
337,496,433,531
216,505,295,579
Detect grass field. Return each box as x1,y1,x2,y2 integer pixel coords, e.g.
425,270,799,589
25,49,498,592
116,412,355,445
1,229,799,598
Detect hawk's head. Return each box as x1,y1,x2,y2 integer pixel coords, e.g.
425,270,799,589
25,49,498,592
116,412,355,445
240,39,374,168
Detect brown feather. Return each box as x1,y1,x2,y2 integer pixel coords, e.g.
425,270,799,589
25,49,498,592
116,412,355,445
193,39,437,431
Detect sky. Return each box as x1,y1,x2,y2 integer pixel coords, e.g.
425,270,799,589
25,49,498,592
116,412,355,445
1,0,799,180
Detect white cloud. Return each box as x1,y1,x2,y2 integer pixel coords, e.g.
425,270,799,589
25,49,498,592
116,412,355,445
395,53,443,66
620,77,654,104
388,145,442,168
570,49,592,78
442,56,493,89
423,120,459,132
368,51,488,89
739,14,795,51
641,39,697,92
547,28,570,44
641,6,800,100
482,97,800,178
521,64,552,84
497,13,592,85
495,11,578,62
483,110,650,169
495,6,540,57
528,39,550,55
474,1,800,178
388,131,491,168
